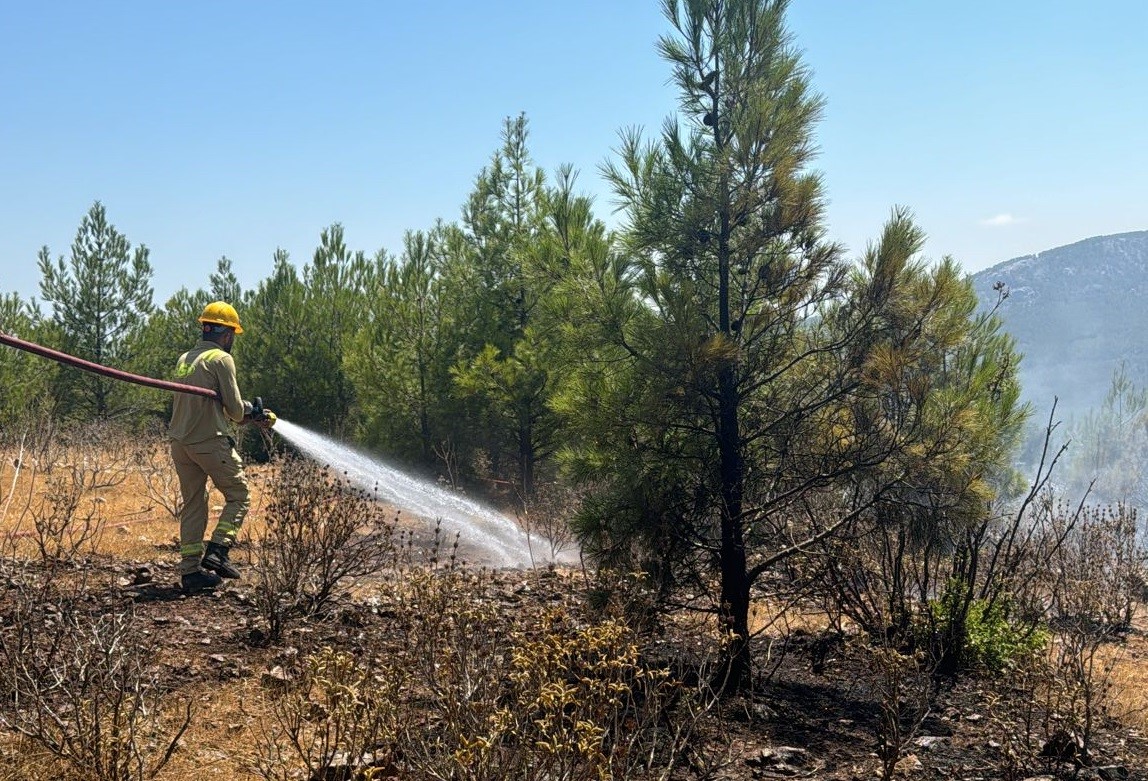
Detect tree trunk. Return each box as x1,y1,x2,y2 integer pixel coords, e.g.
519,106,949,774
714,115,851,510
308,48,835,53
717,371,752,690
715,79,751,688
519,402,535,497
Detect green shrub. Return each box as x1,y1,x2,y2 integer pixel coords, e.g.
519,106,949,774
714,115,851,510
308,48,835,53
928,595,1047,673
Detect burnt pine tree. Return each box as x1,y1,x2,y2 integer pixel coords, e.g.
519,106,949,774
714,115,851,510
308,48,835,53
37,202,154,419
567,3,1029,689
589,0,846,688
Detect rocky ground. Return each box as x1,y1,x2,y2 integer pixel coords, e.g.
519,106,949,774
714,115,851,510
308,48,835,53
68,550,1145,781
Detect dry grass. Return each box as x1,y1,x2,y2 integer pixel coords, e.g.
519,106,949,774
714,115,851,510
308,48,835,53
157,678,269,781
750,596,840,637
1104,606,1148,732
0,440,275,566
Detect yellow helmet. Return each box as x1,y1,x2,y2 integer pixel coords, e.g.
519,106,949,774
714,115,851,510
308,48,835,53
198,301,244,334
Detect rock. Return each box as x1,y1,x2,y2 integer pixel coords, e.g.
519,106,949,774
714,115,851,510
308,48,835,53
310,750,396,780
746,745,811,772
118,566,154,588
1097,766,1129,781
895,753,923,773
261,665,292,689
912,735,948,751
748,700,777,721
1039,729,1083,762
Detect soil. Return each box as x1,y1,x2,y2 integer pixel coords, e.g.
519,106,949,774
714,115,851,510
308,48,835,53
21,552,1145,781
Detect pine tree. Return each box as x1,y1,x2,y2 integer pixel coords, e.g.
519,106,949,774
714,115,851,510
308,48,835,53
561,1,1029,688
37,202,154,419
451,115,568,497
346,227,458,463
301,224,376,432
1064,364,1148,506
209,256,242,303
0,293,54,426
590,0,842,688
810,210,1029,664
243,250,308,422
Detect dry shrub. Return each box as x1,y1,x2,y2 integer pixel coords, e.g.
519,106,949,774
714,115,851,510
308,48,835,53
0,437,21,533
1048,503,1146,634
252,457,398,642
584,568,661,635
1043,503,1146,758
256,548,718,781
0,562,189,781
136,425,183,522
19,467,106,563
2,419,158,565
517,479,581,561
28,419,140,493
978,502,1148,771
1103,627,1148,732
258,647,403,781
861,642,930,781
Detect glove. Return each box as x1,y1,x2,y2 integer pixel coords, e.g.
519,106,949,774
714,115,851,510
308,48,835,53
256,410,277,429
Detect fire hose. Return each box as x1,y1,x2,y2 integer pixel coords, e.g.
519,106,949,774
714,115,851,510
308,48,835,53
0,330,220,400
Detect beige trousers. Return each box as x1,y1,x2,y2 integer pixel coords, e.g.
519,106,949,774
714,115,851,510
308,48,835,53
170,437,250,575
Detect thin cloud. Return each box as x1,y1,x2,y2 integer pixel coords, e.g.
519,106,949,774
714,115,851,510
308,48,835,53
981,213,1021,227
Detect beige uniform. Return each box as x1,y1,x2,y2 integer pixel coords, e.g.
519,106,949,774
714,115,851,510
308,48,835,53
169,341,250,575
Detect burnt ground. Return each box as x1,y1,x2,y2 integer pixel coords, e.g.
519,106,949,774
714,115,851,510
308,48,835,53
11,552,1146,781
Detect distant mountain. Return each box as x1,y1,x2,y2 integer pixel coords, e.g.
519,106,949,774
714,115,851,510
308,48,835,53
971,231,1148,418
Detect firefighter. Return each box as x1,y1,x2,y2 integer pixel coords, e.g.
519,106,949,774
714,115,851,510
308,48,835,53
169,301,276,594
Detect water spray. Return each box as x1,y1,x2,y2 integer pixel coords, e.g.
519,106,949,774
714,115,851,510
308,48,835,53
272,419,561,568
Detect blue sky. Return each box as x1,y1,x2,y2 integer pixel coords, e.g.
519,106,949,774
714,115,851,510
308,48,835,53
2,1,1145,305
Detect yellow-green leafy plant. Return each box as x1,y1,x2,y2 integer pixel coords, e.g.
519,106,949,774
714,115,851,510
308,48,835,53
258,646,403,781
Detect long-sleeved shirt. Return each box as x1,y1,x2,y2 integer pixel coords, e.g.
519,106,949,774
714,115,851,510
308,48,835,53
168,340,246,445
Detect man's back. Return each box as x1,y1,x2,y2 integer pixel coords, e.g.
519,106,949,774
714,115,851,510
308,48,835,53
169,340,245,444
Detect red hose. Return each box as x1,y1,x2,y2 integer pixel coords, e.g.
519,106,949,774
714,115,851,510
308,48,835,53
0,331,220,401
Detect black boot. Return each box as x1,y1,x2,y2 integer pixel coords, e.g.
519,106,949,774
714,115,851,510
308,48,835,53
202,541,241,580
181,567,222,594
